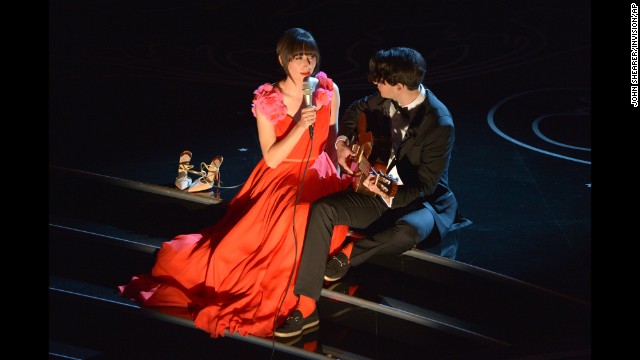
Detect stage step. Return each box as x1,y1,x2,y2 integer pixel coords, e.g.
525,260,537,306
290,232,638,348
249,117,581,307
49,340,104,359
49,276,330,359
49,165,590,358
49,221,503,358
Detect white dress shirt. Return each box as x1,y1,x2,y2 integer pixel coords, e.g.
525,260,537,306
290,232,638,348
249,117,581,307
382,84,426,206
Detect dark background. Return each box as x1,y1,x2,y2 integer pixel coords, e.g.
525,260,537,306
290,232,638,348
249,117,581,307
50,0,592,302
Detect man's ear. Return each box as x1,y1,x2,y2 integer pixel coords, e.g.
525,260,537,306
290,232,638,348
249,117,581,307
278,55,284,67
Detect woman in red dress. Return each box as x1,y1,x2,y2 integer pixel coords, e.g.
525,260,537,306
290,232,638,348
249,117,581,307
118,28,350,338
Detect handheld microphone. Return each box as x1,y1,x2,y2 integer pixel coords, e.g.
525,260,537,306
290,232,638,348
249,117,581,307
302,80,314,139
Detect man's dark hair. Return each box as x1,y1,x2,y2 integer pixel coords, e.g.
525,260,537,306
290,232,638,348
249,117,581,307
367,47,426,90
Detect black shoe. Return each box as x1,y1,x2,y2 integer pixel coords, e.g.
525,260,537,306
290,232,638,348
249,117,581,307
274,309,319,338
274,324,320,346
324,252,350,282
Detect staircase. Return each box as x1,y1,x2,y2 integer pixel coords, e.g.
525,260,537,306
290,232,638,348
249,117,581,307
49,165,591,359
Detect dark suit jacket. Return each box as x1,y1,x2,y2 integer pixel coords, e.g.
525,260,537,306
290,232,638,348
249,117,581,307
339,88,471,240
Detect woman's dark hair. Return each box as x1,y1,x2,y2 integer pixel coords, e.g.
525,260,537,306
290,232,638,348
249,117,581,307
367,47,426,90
276,28,321,77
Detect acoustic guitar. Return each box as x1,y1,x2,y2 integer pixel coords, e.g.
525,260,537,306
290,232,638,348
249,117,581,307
349,113,398,198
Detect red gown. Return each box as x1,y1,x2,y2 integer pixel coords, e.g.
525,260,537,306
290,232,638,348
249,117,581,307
118,72,351,338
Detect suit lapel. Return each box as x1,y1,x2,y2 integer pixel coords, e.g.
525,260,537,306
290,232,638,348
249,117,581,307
398,104,428,159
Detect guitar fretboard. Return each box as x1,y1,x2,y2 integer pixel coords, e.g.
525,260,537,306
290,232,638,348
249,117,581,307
358,157,371,173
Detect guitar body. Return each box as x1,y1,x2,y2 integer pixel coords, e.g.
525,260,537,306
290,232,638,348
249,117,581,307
350,113,398,198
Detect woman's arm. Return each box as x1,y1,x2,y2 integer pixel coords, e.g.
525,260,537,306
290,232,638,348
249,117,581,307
255,105,316,169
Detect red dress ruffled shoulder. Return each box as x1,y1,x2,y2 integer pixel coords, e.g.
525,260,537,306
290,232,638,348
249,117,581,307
251,83,287,124
251,71,334,124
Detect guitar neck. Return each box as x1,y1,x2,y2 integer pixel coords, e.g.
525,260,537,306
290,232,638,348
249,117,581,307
358,157,372,173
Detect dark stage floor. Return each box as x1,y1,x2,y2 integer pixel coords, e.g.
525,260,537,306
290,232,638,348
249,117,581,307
50,0,591,316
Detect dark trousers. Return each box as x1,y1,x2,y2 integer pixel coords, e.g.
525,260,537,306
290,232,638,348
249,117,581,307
294,189,435,300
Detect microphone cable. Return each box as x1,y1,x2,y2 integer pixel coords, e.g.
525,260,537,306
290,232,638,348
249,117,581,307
270,130,314,358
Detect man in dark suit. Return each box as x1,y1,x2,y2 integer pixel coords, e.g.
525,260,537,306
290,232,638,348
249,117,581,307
275,47,471,337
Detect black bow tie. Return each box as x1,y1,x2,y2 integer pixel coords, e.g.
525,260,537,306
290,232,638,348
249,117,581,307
391,100,410,117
